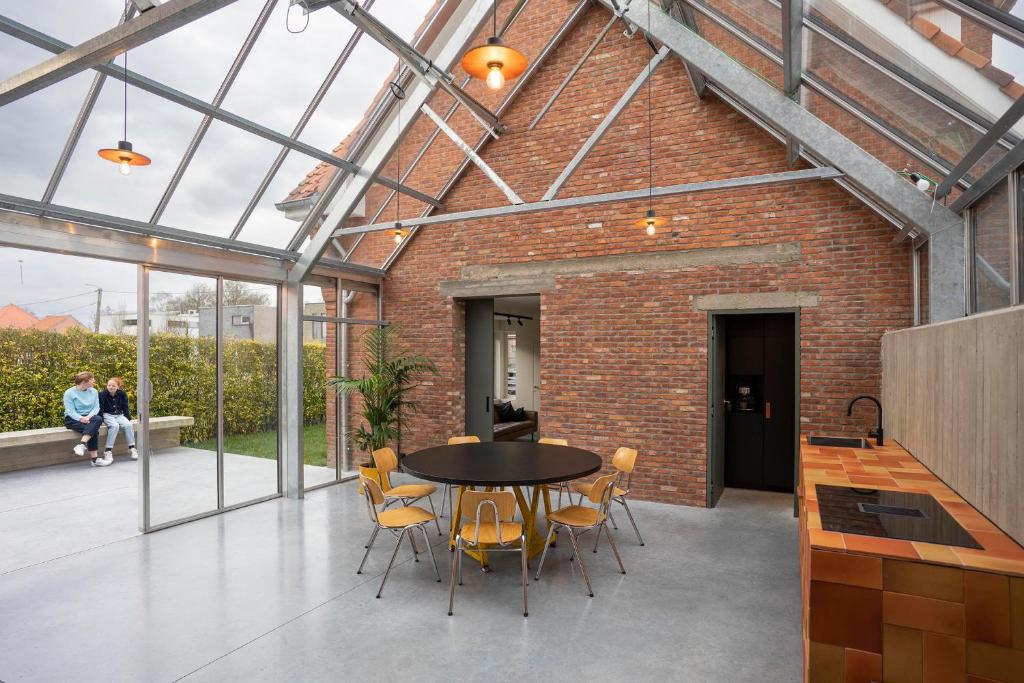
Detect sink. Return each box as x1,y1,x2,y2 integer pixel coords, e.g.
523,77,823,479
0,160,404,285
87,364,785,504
807,435,873,449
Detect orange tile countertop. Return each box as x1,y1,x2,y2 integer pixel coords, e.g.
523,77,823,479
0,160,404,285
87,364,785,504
800,435,1024,576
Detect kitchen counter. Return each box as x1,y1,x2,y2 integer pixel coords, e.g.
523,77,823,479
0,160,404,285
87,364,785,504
798,436,1024,682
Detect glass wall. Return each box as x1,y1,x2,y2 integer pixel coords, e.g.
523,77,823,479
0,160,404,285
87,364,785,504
972,180,1012,313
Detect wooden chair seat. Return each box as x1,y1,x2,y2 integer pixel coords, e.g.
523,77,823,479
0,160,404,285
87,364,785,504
377,506,436,529
384,483,437,499
459,521,524,545
571,480,626,498
547,505,604,527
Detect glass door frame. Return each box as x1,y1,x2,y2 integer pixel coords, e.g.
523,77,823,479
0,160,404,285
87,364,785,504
137,264,283,533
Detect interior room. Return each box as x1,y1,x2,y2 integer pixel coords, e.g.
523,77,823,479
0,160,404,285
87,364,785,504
1,1,1022,681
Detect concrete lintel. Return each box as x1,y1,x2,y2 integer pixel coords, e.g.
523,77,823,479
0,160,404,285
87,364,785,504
694,291,819,311
439,276,557,298
460,242,800,282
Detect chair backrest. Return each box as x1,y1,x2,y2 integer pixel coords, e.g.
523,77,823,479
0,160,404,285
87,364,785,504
460,490,518,546
359,475,385,524
587,473,619,516
538,437,567,446
371,447,398,491
447,435,480,445
611,447,638,474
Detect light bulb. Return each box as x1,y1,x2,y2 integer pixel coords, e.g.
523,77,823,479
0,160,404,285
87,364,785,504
119,159,131,176
485,63,505,90
916,177,930,192
646,222,656,236
394,231,403,244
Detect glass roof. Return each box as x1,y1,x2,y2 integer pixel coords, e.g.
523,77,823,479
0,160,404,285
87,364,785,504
1,0,1023,267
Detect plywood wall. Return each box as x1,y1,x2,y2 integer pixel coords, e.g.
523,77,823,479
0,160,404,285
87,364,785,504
882,307,1024,544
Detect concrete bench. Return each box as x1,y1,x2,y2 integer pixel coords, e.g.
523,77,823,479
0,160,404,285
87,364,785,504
0,416,195,473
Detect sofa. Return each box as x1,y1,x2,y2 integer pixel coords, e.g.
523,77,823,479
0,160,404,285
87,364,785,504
493,400,537,441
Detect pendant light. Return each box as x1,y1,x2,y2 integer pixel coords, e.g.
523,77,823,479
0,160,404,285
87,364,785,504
98,45,150,175
460,1,527,90
634,8,663,236
389,81,409,245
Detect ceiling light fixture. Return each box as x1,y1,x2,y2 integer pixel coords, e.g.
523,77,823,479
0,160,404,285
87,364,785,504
390,81,408,246
460,1,527,91
98,41,150,175
634,7,663,236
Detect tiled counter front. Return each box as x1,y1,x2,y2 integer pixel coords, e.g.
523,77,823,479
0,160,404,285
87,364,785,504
798,437,1024,682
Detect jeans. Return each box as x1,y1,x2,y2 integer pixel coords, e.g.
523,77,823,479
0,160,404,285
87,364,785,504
102,413,136,450
65,414,103,452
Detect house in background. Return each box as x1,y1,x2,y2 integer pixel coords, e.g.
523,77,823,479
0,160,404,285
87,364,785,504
98,310,199,337
197,305,277,342
0,304,88,333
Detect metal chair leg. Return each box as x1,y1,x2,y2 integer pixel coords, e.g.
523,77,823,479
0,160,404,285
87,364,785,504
603,522,626,574
608,507,619,530
565,527,594,597
376,528,407,598
619,498,645,545
533,524,558,580
457,537,464,585
408,526,420,561
363,525,377,549
418,524,441,582
357,526,380,574
427,495,442,536
439,484,450,518
520,534,529,617
592,522,602,553
448,538,459,615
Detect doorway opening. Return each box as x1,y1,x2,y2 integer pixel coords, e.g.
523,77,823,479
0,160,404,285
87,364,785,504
708,311,799,507
463,295,541,442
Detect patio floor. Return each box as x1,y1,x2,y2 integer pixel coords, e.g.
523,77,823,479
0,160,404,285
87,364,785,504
0,448,350,574
0,474,799,682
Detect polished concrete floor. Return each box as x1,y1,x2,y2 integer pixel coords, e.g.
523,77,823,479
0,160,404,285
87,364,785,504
0,479,800,682
0,448,351,574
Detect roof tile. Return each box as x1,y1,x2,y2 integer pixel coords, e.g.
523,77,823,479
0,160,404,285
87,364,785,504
981,62,1015,87
909,15,941,40
956,46,990,70
931,31,963,57
0,304,39,329
1001,80,1024,101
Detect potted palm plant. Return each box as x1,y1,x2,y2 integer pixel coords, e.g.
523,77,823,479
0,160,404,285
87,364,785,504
330,325,437,486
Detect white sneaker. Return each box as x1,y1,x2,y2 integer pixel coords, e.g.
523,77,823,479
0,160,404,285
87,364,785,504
103,449,113,460
91,457,112,467
73,443,87,457
129,447,138,461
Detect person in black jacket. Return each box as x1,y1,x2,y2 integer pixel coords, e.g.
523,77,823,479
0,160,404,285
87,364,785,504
100,377,138,461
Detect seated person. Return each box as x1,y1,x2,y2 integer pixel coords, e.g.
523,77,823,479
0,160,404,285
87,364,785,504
99,377,138,461
63,371,110,467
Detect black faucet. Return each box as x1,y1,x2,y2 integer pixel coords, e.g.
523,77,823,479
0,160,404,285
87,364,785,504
847,395,883,446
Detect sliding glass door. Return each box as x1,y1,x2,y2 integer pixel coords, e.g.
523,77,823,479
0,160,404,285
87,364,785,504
138,267,280,531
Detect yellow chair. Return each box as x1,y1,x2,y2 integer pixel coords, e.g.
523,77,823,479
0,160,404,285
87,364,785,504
448,490,528,617
534,473,625,597
571,447,644,546
357,476,441,598
441,436,480,521
538,437,572,505
372,447,442,536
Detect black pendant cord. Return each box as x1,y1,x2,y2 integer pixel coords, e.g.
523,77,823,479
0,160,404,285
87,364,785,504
647,6,653,214
389,81,407,225
123,50,128,141
493,0,497,38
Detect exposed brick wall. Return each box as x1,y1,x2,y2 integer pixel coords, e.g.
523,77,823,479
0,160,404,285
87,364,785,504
329,2,915,505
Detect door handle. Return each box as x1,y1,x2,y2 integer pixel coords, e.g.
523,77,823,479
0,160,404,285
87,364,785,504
485,396,490,412
722,399,731,412
765,401,772,420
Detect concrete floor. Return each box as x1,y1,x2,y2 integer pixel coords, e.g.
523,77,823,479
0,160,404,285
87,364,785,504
0,478,800,682
0,448,350,574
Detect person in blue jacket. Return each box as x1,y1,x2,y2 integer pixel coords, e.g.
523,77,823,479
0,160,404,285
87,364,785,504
63,371,111,467
99,377,138,461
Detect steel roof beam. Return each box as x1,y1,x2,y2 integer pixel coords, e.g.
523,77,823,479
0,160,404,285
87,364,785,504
661,0,707,99
0,0,240,107
950,139,1024,213
289,0,499,282
935,95,1024,199
324,0,503,137
337,167,843,235
0,14,439,209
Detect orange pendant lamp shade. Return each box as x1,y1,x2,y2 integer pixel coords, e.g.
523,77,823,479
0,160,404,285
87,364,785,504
461,36,527,90
98,140,151,176
636,209,666,235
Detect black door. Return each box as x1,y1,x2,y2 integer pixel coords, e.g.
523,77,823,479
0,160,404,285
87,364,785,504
721,313,795,493
464,298,495,441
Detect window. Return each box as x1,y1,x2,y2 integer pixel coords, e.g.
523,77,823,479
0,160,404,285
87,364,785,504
231,315,251,325
971,180,1012,313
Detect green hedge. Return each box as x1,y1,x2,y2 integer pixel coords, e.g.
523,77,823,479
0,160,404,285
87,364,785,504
0,328,326,443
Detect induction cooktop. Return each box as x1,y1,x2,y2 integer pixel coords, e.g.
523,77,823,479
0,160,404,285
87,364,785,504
816,485,982,550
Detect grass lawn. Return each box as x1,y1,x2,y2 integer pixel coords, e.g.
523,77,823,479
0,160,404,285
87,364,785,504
190,423,328,467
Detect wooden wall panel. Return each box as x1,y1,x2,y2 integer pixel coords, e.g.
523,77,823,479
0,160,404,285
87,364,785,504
882,307,1023,545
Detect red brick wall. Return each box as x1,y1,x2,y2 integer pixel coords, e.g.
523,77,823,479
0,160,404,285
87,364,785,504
335,2,914,506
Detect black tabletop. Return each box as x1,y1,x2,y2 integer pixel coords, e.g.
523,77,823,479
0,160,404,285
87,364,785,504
401,441,602,487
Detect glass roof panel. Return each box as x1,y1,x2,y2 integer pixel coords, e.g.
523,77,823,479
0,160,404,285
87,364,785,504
0,42,95,199
0,0,125,46
50,79,205,222
687,0,784,88
232,147,324,249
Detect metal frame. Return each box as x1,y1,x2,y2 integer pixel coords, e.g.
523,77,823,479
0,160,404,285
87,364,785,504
1012,169,1023,307
338,167,843,236
936,96,1024,200
542,45,671,201
951,140,1024,213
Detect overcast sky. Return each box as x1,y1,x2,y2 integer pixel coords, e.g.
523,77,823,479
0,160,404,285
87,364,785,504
0,0,430,323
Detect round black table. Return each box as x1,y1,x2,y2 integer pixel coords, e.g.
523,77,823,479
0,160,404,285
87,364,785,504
402,441,602,561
